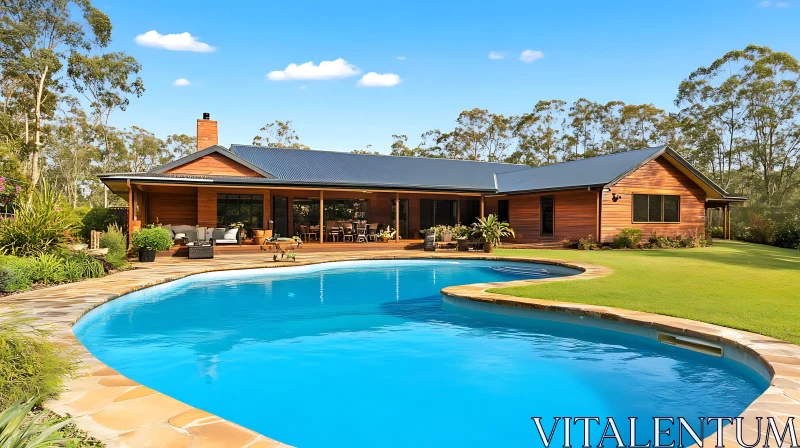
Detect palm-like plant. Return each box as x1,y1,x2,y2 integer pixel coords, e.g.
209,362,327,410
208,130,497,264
471,214,514,252
0,399,75,447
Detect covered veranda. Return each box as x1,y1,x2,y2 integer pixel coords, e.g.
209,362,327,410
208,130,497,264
705,197,747,240
102,179,494,246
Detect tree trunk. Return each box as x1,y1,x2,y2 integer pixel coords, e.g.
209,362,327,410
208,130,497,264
30,65,49,189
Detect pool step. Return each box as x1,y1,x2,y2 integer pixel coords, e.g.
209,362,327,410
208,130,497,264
491,266,552,277
657,332,724,357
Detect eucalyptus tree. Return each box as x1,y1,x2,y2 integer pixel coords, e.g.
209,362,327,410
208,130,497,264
44,109,94,207
122,126,168,172
166,133,196,160
252,120,309,148
68,51,144,205
513,100,568,166
677,45,800,206
0,0,115,188
564,98,603,159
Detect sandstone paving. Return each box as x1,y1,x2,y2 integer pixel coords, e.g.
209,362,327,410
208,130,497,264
0,247,796,447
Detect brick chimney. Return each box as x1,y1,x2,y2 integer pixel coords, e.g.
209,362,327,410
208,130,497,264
197,112,218,151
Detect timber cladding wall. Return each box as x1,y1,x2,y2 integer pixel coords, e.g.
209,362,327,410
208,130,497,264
504,189,598,243
143,186,198,225
196,187,272,228
165,153,262,177
600,156,706,243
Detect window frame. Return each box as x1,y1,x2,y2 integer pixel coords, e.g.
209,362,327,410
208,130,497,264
216,193,264,230
631,194,681,224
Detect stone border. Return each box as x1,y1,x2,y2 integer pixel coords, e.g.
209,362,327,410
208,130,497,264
440,266,800,447
3,251,796,447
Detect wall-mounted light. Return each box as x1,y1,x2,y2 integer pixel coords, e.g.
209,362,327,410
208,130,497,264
612,193,623,202
603,187,612,192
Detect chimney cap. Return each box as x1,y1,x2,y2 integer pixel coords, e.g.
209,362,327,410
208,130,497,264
202,112,210,120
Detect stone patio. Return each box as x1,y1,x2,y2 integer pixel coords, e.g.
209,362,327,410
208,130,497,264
2,248,798,447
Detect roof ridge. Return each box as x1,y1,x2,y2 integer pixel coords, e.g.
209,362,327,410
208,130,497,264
519,146,666,171
228,144,528,167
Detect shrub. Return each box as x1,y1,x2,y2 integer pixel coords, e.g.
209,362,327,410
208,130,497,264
711,226,724,238
648,233,680,249
743,213,776,245
62,252,104,282
0,183,78,257
131,227,173,251
28,253,67,285
0,313,77,408
0,399,75,447
577,235,599,250
0,256,33,292
100,224,128,268
80,208,117,239
611,228,642,249
774,220,800,250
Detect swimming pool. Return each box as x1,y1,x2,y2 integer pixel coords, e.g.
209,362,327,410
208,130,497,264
74,259,767,447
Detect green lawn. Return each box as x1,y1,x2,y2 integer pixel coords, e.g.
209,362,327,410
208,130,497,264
490,241,800,344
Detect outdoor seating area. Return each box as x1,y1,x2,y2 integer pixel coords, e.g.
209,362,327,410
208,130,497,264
300,221,387,243
157,224,243,246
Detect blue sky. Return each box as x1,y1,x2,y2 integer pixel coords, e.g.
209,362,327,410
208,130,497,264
99,0,799,153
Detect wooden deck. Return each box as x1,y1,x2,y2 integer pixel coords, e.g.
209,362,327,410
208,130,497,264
160,239,425,257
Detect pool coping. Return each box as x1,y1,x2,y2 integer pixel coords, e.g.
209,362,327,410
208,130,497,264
2,251,796,447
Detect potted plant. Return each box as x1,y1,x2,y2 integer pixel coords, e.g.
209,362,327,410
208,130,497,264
131,226,174,262
471,214,515,253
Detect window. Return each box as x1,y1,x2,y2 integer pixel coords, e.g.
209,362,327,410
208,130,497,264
540,196,554,236
217,194,264,230
323,199,370,222
497,200,509,223
632,194,680,223
420,199,457,230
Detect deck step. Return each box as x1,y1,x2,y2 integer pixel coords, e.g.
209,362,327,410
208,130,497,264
491,265,552,277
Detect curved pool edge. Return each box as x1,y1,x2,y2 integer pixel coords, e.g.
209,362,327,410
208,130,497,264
15,251,797,448
440,273,800,447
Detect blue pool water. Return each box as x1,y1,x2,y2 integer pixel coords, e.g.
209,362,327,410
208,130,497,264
74,260,767,447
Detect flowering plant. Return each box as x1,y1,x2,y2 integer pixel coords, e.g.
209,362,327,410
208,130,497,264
0,177,22,211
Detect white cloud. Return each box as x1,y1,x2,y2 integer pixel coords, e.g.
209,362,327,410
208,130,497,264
172,78,191,86
519,49,544,63
134,30,215,52
758,0,771,6
299,84,307,90
758,1,790,6
488,51,505,60
266,58,360,81
777,1,790,6
397,56,407,61
357,72,401,87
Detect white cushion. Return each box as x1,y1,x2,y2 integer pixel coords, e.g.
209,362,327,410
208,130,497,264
197,227,207,241
215,239,238,244
174,232,186,239
224,229,239,240
172,225,193,233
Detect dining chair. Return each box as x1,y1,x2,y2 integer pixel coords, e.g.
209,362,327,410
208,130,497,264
327,221,341,242
367,223,379,242
356,226,368,243
342,222,354,242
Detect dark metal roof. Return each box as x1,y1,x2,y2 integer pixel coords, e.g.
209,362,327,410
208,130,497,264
495,146,666,194
150,145,276,178
102,143,740,199
228,144,531,192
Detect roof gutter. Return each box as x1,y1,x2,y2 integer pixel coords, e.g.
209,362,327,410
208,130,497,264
487,183,607,197
99,175,497,194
